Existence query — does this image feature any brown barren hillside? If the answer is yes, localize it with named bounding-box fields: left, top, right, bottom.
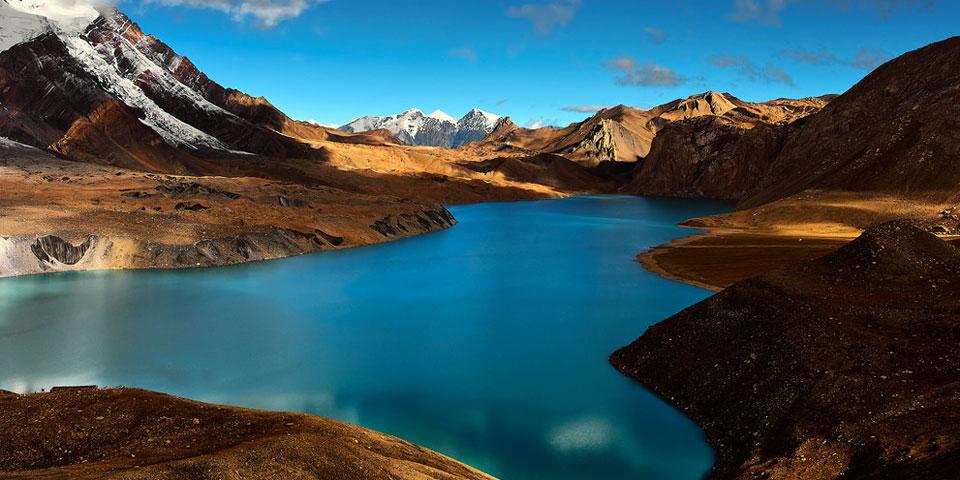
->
left=742, top=36, right=960, bottom=209
left=613, top=221, right=960, bottom=480
left=476, top=92, right=829, bottom=168
left=0, top=140, right=456, bottom=278
left=0, top=387, right=494, bottom=480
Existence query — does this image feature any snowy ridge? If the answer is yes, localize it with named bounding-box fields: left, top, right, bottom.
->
left=339, top=108, right=502, bottom=148
left=0, top=1, right=53, bottom=52
left=3, top=0, right=100, bottom=35
left=0, top=135, right=40, bottom=150
left=62, top=35, right=230, bottom=150
left=0, top=2, right=248, bottom=152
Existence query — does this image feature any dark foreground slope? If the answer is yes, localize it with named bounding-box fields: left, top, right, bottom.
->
left=612, top=221, right=960, bottom=479
left=0, top=387, right=493, bottom=480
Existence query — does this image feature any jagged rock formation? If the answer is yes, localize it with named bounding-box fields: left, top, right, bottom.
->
left=627, top=118, right=791, bottom=200
left=613, top=221, right=960, bottom=480
left=478, top=93, right=830, bottom=168
left=340, top=108, right=502, bottom=148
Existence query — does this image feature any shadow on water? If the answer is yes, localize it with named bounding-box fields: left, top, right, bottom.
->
left=0, top=195, right=731, bottom=480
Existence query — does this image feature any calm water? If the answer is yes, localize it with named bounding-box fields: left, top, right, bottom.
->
left=0, top=195, right=729, bottom=480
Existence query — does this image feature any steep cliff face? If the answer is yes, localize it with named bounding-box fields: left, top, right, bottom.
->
left=628, top=117, right=791, bottom=200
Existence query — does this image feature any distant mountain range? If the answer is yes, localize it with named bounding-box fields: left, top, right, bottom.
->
left=339, top=108, right=502, bottom=148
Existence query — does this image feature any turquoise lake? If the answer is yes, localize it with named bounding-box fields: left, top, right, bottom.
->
left=0, top=195, right=729, bottom=480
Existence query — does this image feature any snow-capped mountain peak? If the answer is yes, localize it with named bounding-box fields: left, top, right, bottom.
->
left=339, top=107, right=502, bottom=148
left=428, top=109, right=456, bottom=123
left=458, top=108, right=501, bottom=130
left=3, top=0, right=103, bottom=36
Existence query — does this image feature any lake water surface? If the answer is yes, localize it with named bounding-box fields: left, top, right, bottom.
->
left=0, top=195, right=729, bottom=480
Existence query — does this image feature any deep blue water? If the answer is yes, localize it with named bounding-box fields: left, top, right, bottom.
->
left=0, top=195, right=729, bottom=480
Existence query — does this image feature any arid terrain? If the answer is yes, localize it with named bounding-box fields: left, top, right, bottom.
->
left=0, top=387, right=494, bottom=480
left=613, top=221, right=960, bottom=479
left=2, top=1, right=960, bottom=479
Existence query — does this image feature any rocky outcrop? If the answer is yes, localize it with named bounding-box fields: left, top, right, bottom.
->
left=612, top=221, right=960, bottom=479
left=369, top=208, right=456, bottom=238
left=30, top=235, right=94, bottom=266
left=627, top=117, right=790, bottom=200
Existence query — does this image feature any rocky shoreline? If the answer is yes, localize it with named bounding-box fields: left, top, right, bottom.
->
left=612, top=221, right=960, bottom=479
left=0, top=143, right=459, bottom=279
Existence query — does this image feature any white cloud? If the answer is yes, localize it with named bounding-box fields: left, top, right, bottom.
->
left=506, top=0, right=580, bottom=36
left=525, top=117, right=558, bottom=129
left=305, top=119, right=339, bottom=128
left=561, top=105, right=610, bottom=113
left=140, top=0, right=327, bottom=27
left=779, top=47, right=890, bottom=70
left=604, top=56, right=686, bottom=87
left=710, top=55, right=795, bottom=86
left=643, top=27, right=668, bottom=44
left=728, top=0, right=790, bottom=25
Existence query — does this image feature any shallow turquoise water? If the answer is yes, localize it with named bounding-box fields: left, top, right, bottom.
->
left=0, top=195, right=729, bottom=480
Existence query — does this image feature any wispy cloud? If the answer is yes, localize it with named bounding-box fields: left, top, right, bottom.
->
left=710, top=55, right=795, bottom=86
left=561, top=105, right=611, bottom=113
left=604, top=56, right=686, bottom=87
left=846, top=47, right=890, bottom=69
left=141, top=0, right=327, bottom=28
left=728, top=0, right=934, bottom=26
left=728, top=0, right=790, bottom=25
left=449, top=47, right=477, bottom=62
left=778, top=48, right=838, bottom=65
left=525, top=117, right=559, bottom=128
left=779, top=47, right=890, bottom=70
left=828, top=0, right=934, bottom=18
left=506, top=0, right=581, bottom=35
left=643, top=27, right=668, bottom=44
left=496, top=98, right=509, bottom=106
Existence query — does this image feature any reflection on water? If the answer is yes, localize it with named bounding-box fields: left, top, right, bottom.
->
left=0, top=195, right=729, bottom=480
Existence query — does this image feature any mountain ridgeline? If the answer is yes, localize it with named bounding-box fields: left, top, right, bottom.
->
left=339, top=108, right=503, bottom=148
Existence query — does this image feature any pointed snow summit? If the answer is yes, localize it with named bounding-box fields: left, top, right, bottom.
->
left=339, top=108, right=502, bottom=148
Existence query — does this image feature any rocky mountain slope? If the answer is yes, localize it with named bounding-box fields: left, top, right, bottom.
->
left=0, top=1, right=392, bottom=174
left=612, top=221, right=960, bottom=479
left=0, top=137, right=455, bottom=278
left=340, top=108, right=502, bottom=147
left=629, top=36, right=960, bottom=216
left=478, top=92, right=830, bottom=168
left=740, top=36, right=960, bottom=209
left=0, top=387, right=494, bottom=480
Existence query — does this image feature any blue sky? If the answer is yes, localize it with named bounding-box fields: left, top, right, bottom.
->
left=120, top=0, right=958, bottom=127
